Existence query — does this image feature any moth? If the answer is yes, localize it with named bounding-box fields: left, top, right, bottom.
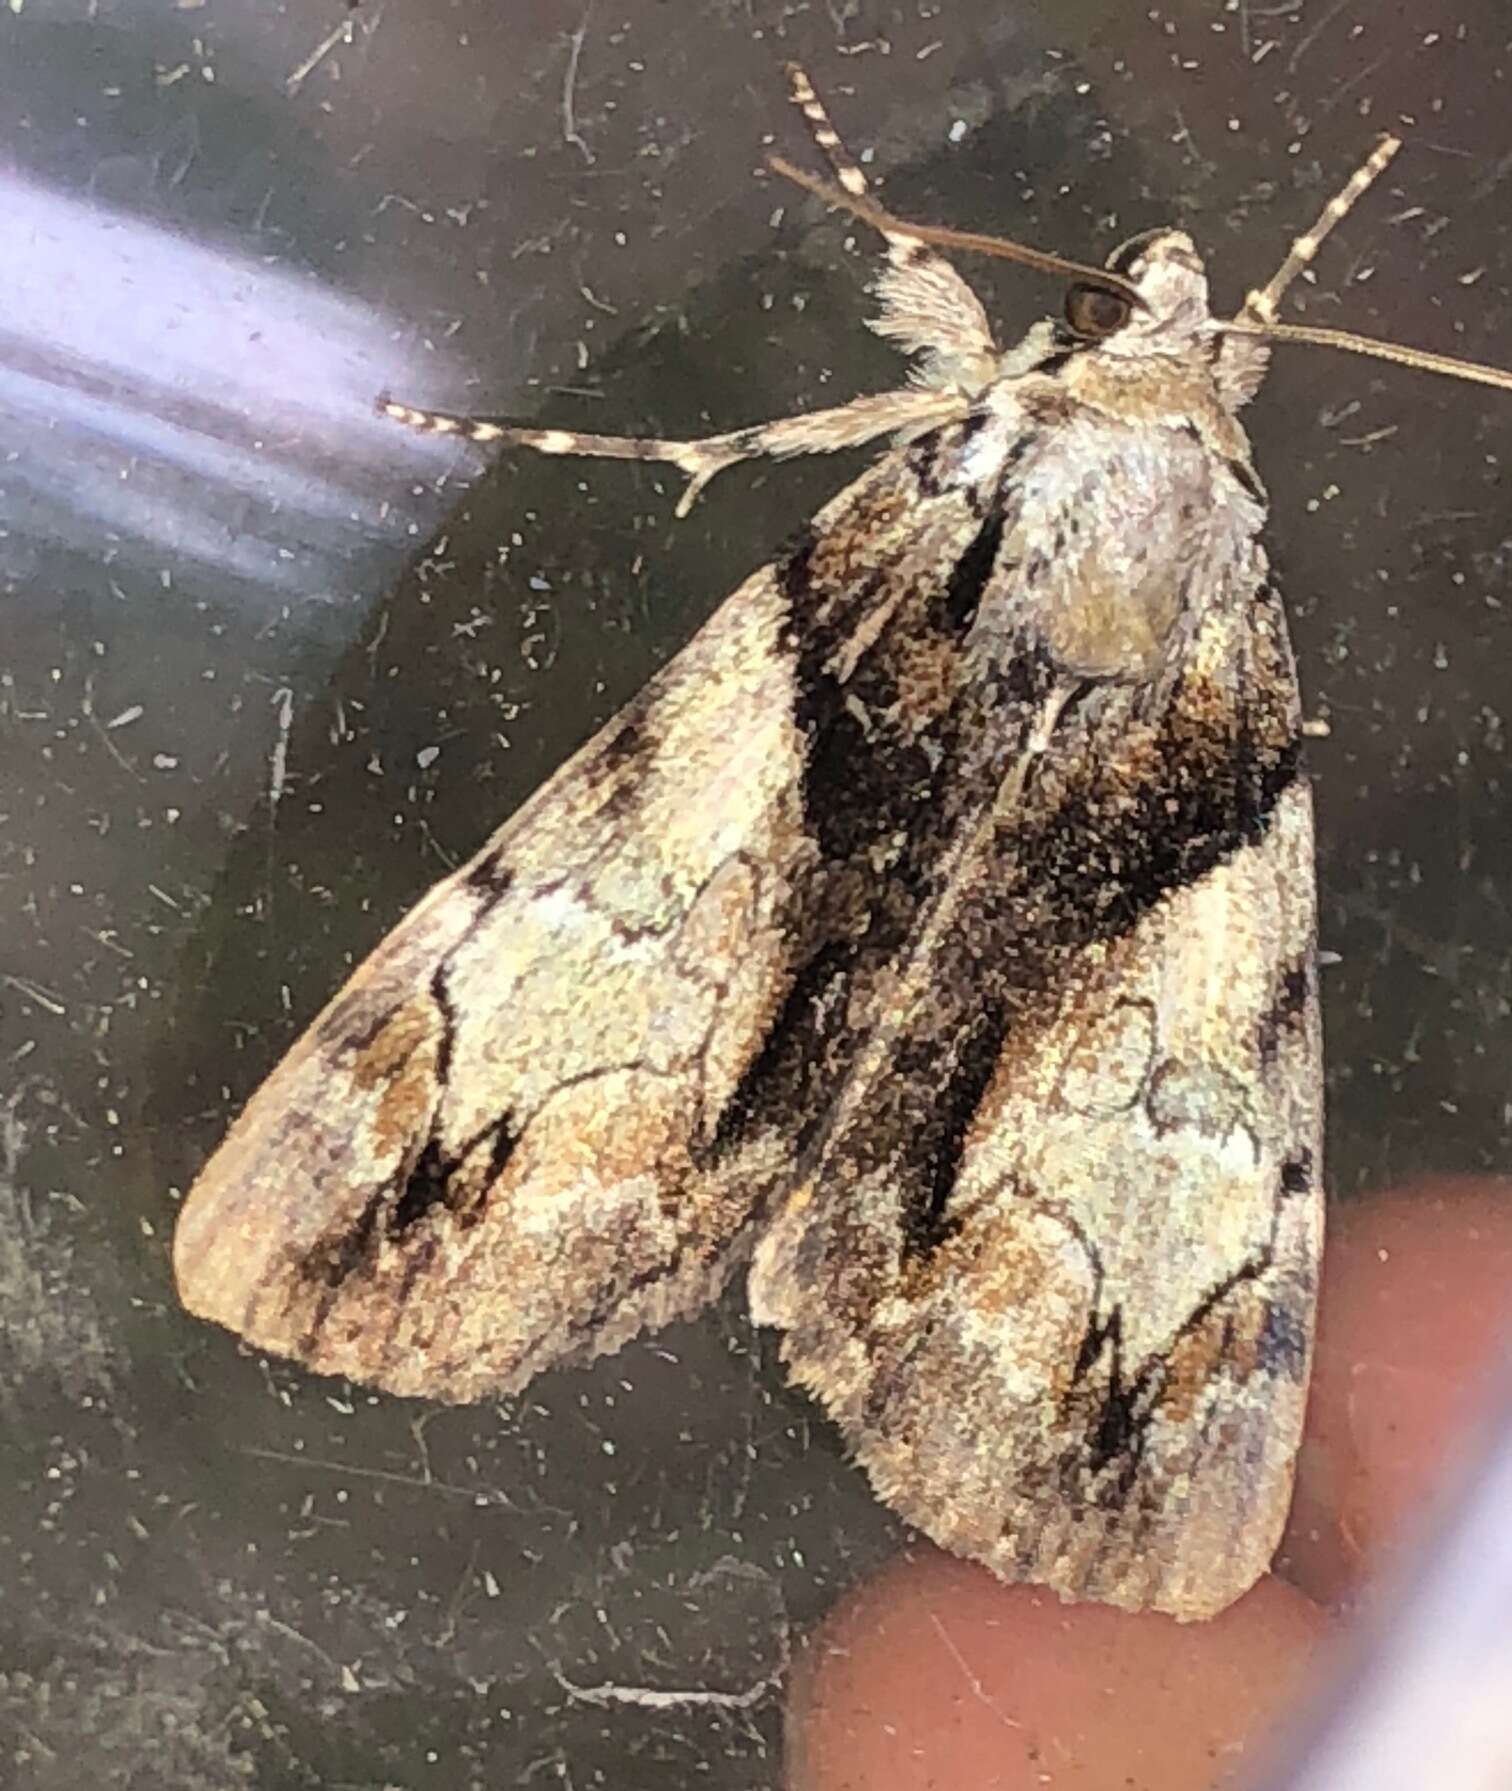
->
left=174, top=69, right=1511, bottom=1620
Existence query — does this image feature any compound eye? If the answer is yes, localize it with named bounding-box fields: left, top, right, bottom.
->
left=1065, top=282, right=1133, bottom=339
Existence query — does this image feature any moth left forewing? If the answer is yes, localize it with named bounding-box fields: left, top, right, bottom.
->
left=175, top=414, right=1038, bottom=1403
left=174, top=563, right=817, bottom=1401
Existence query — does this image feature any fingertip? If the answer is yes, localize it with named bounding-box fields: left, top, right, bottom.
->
left=790, top=1547, right=1333, bottom=1791
left=1281, top=1176, right=1512, bottom=1607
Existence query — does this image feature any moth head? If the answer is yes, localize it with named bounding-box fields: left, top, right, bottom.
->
left=1061, top=229, right=1214, bottom=353
left=770, top=143, right=1512, bottom=405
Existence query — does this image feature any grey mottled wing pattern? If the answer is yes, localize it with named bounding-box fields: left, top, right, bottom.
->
left=174, top=407, right=1054, bottom=1403
left=178, top=324, right=1319, bottom=1619
left=749, top=407, right=1321, bottom=1620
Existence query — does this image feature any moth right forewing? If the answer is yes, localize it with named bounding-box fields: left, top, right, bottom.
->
left=968, top=773, right=1323, bottom=1619
left=750, top=409, right=1316, bottom=1617
left=174, top=421, right=1026, bottom=1402
left=755, top=682, right=1320, bottom=1618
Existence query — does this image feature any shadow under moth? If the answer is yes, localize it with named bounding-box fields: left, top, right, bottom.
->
left=174, top=69, right=1512, bottom=1620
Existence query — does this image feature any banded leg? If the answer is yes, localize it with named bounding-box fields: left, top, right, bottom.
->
left=784, top=63, right=997, bottom=386
left=380, top=384, right=969, bottom=515
left=1243, top=134, right=1401, bottom=324
left=784, top=64, right=878, bottom=209
left=1221, top=137, right=1512, bottom=391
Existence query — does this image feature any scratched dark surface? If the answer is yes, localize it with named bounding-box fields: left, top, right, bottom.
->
left=0, top=2, right=1508, bottom=1786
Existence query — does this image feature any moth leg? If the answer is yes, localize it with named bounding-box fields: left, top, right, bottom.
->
left=1242, top=134, right=1400, bottom=324
left=783, top=62, right=877, bottom=208
left=784, top=63, right=997, bottom=389
left=380, top=383, right=969, bottom=515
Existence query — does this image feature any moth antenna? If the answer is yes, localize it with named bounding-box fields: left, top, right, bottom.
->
left=1227, top=135, right=1512, bottom=393
left=1223, top=316, right=1512, bottom=392
left=766, top=153, right=1146, bottom=308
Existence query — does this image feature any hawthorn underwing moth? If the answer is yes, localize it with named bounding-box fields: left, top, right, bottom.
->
left=174, top=69, right=1511, bottom=1620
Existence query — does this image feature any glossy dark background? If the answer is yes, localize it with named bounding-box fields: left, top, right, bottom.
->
left=1, top=2, right=1507, bottom=1785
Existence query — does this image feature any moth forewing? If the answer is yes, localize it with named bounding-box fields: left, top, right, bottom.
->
left=173, top=441, right=1023, bottom=1403
left=175, top=69, right=1508, bottom=1622
left=173, top=546, right=827, bottom=1399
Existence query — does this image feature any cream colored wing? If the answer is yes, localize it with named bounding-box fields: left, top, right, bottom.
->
left=750, top=557, right=1322, bottom=1622
left=174, top=420, right=1036, bottom=1402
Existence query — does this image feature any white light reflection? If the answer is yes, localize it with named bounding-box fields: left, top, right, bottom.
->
left=0, top=169, right=487, bottom=597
